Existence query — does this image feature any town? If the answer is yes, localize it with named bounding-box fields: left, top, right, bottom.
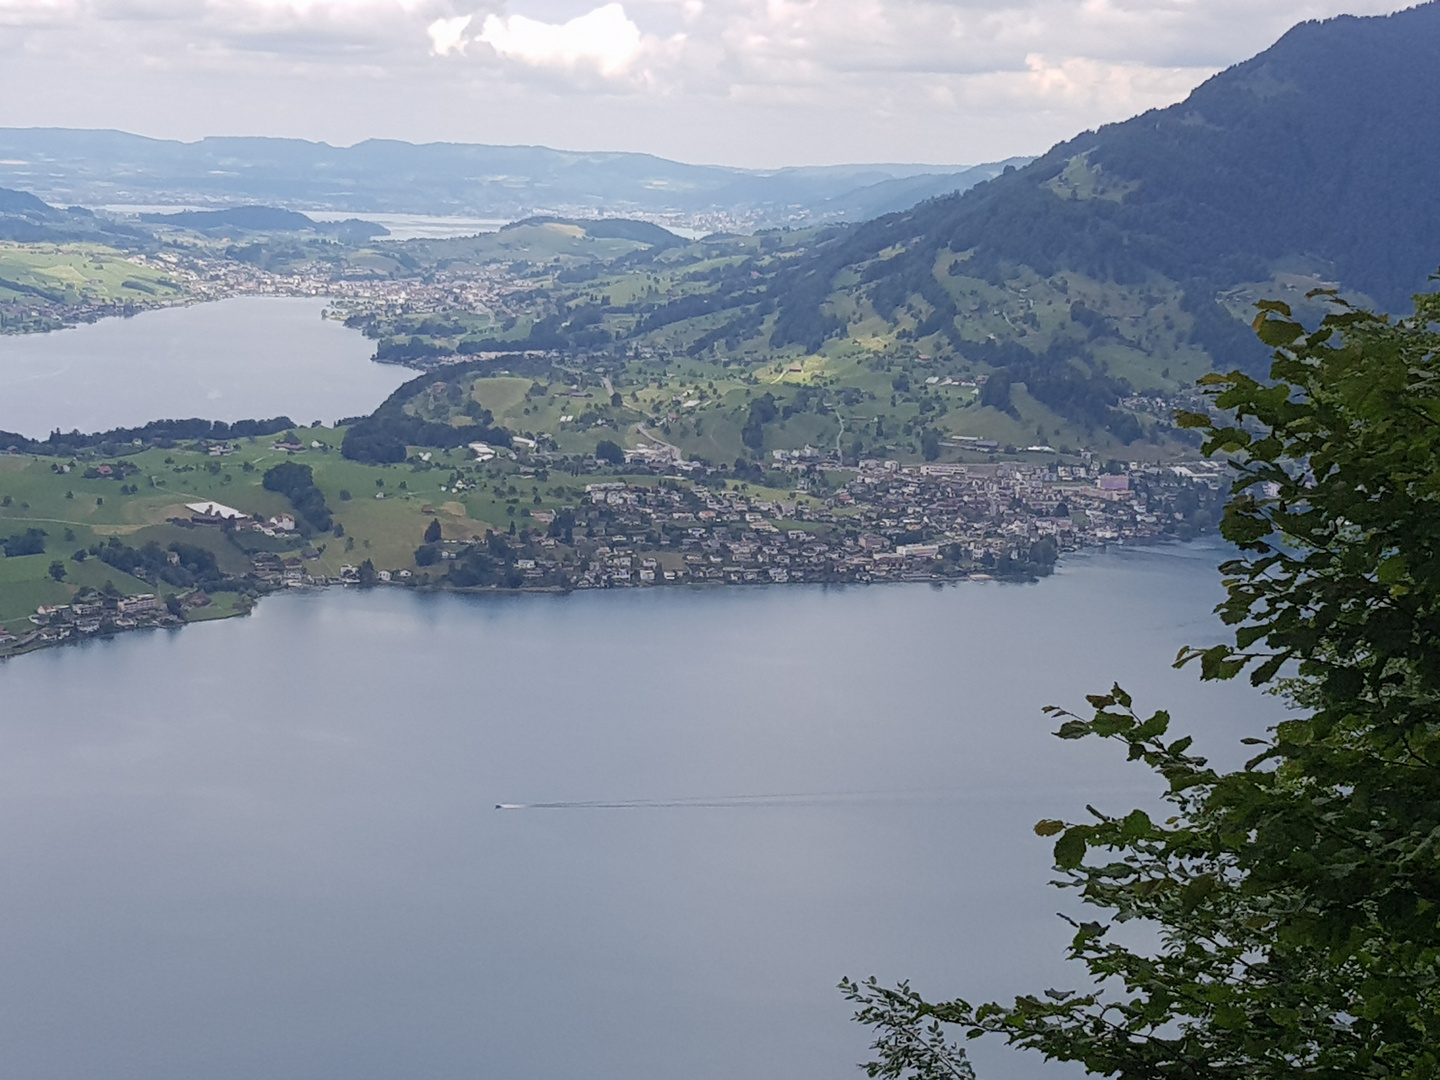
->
left=1, top=446, right=1226, bottom=659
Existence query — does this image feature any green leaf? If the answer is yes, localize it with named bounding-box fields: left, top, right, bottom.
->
left=1053, top=829, right=1087, bottom=870
left=1119, top=810, right=1152, bottom=840
left=1034, top=819, right=1066, bottom=837
left=1253, top=299, right=1294, bottom=317
left=1254, top=316, right=1305, bottom=347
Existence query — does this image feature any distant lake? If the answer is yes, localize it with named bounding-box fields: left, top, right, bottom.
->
left=96, top=207, right=513, bottom=241
left=307, top=211, right=511, bottom=240
left=0, top=297, right=411, bottom=438
left=0, top=541, right=1285, bottom=1080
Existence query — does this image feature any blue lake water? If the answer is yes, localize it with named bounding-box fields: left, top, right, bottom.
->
left=0, top=297, right=410, bottom=438
left=0, top=540, right=1285, bottom=1080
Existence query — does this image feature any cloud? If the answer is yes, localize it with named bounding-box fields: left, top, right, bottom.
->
left=428, top=12, right=471, bottom=54
left=0, top=0, right=1420, bottom=167
left=476, top=4, right=650, bottom=78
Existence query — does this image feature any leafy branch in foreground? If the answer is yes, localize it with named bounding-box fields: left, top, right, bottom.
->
left=842, top=282, right=1440, bottom=1079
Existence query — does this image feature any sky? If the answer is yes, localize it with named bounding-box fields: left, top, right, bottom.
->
left=0, top=0, right=1419, bottom=168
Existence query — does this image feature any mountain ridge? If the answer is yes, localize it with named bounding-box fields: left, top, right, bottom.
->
left=761, top=1, right=1440, bottom=371
left=0, top=128, right=1021, bottom=230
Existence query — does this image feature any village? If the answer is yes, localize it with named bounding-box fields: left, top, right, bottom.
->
left=484, top=456, right=1229, bottom=590
left=0, top=432, right=1229, bottom=660
left=194, top=453, right=1228, bottom=594
left=148, top=453, right=1219, bottom=589
left=3, top=590, right=185, bottom=652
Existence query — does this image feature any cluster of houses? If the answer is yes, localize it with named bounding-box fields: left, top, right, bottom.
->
left=4, top=593, right=182, bottom=651
left=1, top=450, right=1230, bottom=657
left=370, top=457, right=1226, bottom=592
left=537, top=460, right=1224, bottom=589
left=185, top=501, right=297, bottom=537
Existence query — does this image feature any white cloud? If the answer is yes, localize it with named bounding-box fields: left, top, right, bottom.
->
left=477, top=4, right=647, bottom=77
left=0, top=0, right=1420, bottom=166
left=428, top=13, right=471, bottom=54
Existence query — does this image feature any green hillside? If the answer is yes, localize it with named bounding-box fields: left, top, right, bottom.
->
left=333, top=6, right=1440, bottom=465
left=757, top=2, right=1440, bottom=371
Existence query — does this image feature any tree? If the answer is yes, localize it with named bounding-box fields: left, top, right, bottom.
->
left=262, top=461, right=331, bottom=532
left=423, top=517, right=442, bottom=543
left=48, top=560, right=65, bottom=582
left=843, top=284, right=1440, bottom=1079
left=595, top=439, right=625, bottom=465
left=2, top=528, right=46, bottom=557
left=357, top=558, right=378, bottom=587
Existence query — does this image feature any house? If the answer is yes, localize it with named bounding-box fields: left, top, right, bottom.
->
left=896, top=543, right=941, bottom=559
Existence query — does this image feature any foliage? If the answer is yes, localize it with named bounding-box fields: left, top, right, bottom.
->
left=594, top=439, right=625, bottom=465
left=94, top=538, right=225, bottom=590
left=0, top=416, right=294, bottom=456
left=842, top=283, right=1440, bottom=1079
left=341, top=364, right=512, bottom=464
left=445, top=531, right=523, bottom=589
left=742, top=393, right=779, bottom=450
left=2, top=528, right=48, bottom=557
left=261, top=461, right=331, bottom=533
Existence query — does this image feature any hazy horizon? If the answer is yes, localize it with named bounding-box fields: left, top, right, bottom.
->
left=0, top=124, right=981, bottom=174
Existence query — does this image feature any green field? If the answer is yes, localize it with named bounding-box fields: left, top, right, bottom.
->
left=330, top=224, right=1209, bottom=464
left=0, top=427, right=811, bottom=632
left=0, top=242, right=185, bottom=315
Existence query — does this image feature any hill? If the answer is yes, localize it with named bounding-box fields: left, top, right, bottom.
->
left=139, top=205, right=388, bottom=240
left=760, top=2, right=1440, bottom=375
left=0, top=185, right=145, bottom=246
left=0, top=129, right=1008, bottom=230
left=503, top=216, right=683, bottom=248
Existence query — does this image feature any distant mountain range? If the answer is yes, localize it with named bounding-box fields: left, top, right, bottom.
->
left=0, top=128, right=1026, bottom=230
left=759, top=1, right=1440, bottom=373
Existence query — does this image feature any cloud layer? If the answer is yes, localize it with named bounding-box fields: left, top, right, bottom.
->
left=0, top=0, right=1416, bottom=167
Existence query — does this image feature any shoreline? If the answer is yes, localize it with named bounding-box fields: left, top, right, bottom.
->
left=0, top=534, right=1198, bottom=663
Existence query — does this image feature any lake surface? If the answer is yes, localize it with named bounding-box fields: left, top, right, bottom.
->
left=0, top=541, right=1285, bottom=1080
left=0, top=297, right=412, bottom=438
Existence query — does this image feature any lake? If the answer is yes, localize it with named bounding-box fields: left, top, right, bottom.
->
left=0, top=541, right=1285, bottom=1080
left=0, top=297, right=411, bottom=439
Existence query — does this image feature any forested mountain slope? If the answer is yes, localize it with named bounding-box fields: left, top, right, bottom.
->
left=762, top=2, right=1440, bottom=373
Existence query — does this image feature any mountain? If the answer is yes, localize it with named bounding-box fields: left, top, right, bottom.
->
left=759, top=2, right=1440, bottom=377
left=138, top=205, right=388, bottom=240
left=0, top=129, right=1010, bottom=229
left=0, top=186, right=56, bottom=217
